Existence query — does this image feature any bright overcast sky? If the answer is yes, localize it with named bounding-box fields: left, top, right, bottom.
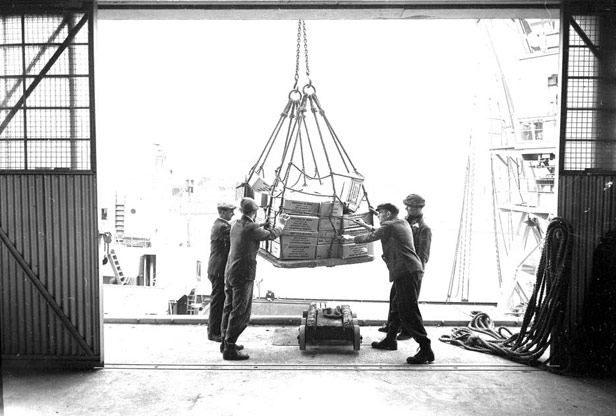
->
left=95, top=20, right=488, bottom=203
left=94, top=19, right=555, bottom=301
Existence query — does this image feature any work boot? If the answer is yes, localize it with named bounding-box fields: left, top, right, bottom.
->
left=378, top=324, right=390, bottom=333
left=220, top=340, right=244, bottom=353
left=371, top=336, right=398, bottom=351
left=406, top=344, right=435, bottom=364
left=397, top=330, right=412, bottom=341
left=222, top=343, right=249, bottom=361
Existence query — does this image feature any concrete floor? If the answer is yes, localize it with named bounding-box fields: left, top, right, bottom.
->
left=3, top=320, right=616, bottom=416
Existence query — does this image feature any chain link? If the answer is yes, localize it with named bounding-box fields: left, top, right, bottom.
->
left=302, top=20, right=310, bottom=79
left=294, top=20, right=302, bottom=87
left=294, top=19, right=311, bottom=88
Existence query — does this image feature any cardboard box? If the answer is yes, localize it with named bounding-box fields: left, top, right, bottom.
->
left=282, top=215, right=320, bottom=233
left=315, top=243, right=340, bottom=259
left=317, top=232, right=337, bottom=245
left=282, top=198, right=320, bottom=216
left=345, top=227, right=370, bottom=237
left=343, top=212, right=374, bottom=229
left=270, top=240, right=316, bottom=260
left=341, top=177, right=364, bottom=212
left=318, top=217, right=342, bottom=231
left=317, top=230, right=337, bottom=238
left=341, top=242, right=374, bottom=259
left=278, top=234, right=318, bottom=246
left=248, top=175, right=271, bottom=193
left=318, top=200, right=344, bottom=217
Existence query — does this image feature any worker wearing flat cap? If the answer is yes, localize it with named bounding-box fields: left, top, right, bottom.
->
left=220, top=197, right=288, bottom=360
left=341, top=202, right=434, bottom=364
left=402, top=194, right=431, bottom=268
left=380, top=194, right=433, bottom=340
left=206, top=202, right=237, bottom=343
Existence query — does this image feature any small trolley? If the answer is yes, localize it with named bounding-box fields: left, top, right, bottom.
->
left=298, top=304, right=362, bottom=351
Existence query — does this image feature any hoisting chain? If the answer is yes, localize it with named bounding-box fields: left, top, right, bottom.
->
left=302, top=19, right=311, bottom=82
left=294, top=20, right=302, bottom=89
left=293, top=19, right=311, bottom=90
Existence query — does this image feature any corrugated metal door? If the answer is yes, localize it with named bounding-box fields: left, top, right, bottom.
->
left=0, top=2, right=102, bottom=368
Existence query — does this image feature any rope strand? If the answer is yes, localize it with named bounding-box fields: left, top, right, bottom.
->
left=440, top=217, right=573, bottom=367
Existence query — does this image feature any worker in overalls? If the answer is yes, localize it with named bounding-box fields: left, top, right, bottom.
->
left=221, top=197, right=287, bottom=360
left=206, top=202, right=236, bottom=343
left=379, top=194, right=432, bottom=340
left=341, top=203, right=434, bottom=364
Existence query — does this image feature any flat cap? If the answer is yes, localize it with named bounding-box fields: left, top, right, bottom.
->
left=240, top=197, right=260, bottom=214
left=375, top=203, right=399, bottom=216
left=403, top=194, right=425, bottom=207
left=217, top=202, right=236, bottom=210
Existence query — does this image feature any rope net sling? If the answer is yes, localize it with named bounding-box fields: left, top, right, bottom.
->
left=239, top=20, right=374, bottom=267
left=440, top=217, right=573, bottom=366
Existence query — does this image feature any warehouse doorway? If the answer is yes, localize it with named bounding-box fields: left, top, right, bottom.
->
left=0, top=2, right=566, bottom=370
left=94, top=17, right=560, bottom=321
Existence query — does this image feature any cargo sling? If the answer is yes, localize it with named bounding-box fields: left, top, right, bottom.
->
left=240, top=20, right=375, bottom=267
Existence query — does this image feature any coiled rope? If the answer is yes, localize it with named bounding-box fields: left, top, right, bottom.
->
left=440, top=217, right=573, bottom=366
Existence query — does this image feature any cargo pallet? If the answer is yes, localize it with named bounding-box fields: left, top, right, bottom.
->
left=258, top=248, right=374, bottom=268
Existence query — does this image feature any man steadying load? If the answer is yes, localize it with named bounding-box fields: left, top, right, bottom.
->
left=380, top=193, right=432, bottom=340
left=341, top=202, right=434, bottom=364
left=221, top=197, right=287, bottom=361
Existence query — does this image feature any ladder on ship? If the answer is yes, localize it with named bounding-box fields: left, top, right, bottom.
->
left=186, top=289, right=202, bottom=315
left=108, top=249, right=131, bottom=285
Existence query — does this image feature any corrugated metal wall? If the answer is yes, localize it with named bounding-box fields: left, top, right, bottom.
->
left=0, top=174, right=102, bottom=367
left=0, top=4, right=101, bottom=368
left=556, top=6, right=616, bottom=367
left=558, top=173, right=616, bottom=331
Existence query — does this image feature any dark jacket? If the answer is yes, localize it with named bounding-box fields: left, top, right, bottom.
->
left=353, top=218, right=423, bottom=281
left=225, top=215, right=282, bottom=284
left=207, top=217, right=232, bottom=277
left=407, top=214, right=432, bottom=267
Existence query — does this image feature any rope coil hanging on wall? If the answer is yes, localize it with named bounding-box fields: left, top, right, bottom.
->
left=439, top=217, right=573, bottom=368
left=240, top=20, right=375, bottom=268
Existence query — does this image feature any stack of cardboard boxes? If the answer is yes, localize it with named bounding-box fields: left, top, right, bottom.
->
left=264, top=196, right=374, bottom=262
